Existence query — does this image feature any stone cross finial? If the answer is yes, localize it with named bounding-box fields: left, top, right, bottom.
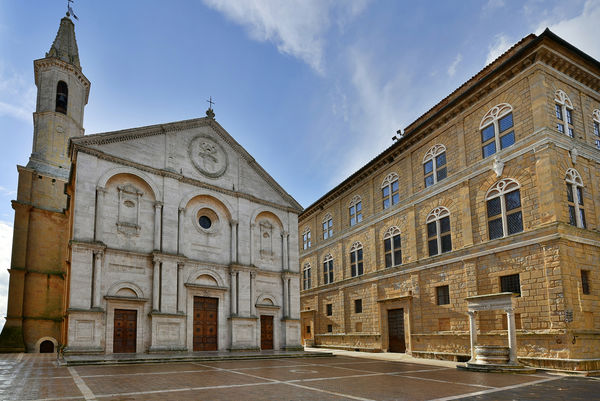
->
left=206, top=96, right=216, bottom=119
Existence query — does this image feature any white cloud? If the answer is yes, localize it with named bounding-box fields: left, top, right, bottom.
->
left=0, top=66, right=35, bottom=122
left=447, top=53, right=462, bottom=77
left=535, top=0, right=600, bottom=60
left=483, top=0, right=505, bottom=14
left=201, top=0, right=369, bottom=74
left=485, top=34, right=511, bottom=65
left=0, top=221, right=13, bottom=332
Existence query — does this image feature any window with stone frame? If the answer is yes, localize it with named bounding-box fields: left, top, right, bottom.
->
left=436, top=285, right=450, bottom=305
left=303, top=263, right=311, bottom=290
left=354, top=299, right=362, bottom=313
left=423, top=144, right=447, bottom=188
left=555, top=90, right=575, bottom=138
left=350, top=242, right=364, bottom=277
left=581, top=270, right=590, bottom=295
left=302, top=227, right=312, bottom=250
left=480, top=103, right=515, bottom=159
left=593, top=109, right=600, bottom=149
left=323, top=254, right=334, bottom=285
left=322, top=213, right=333, bottom=240
left=349, top=195, right=363, bottom=226
left=486, top=178, right=523, bottom=240
left=383, top=226, right=402, bottom=267
left=381, top=173, right=400, bottom=209
left=426, top=207, right=452, bottom=256
left=500, top=273, right=521, bottom=296
left=55, top=80, right=68, bottom=114
left=327, top=324, right=333, bottom=332
left=326, top=303, right=333, bottom=316
left=565, top=168, right=586, bottom=229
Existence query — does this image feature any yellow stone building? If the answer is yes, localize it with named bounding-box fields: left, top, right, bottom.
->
left=299, top=30, right=600, bottom=372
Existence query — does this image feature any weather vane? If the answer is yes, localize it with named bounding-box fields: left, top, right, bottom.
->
left=206, top=96, right=216, bottom=119
left=67, top=0, right=79, bottom=20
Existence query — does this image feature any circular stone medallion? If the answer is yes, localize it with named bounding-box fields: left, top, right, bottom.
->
left=189, top=135, right=228, bottom=178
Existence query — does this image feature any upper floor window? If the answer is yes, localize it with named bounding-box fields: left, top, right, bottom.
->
left=350, top=242, right=364, bottom=277
left=436, top=285, right=450, bottom=305
left=383, top=226, right=401, bottom=267
left=581, top=270, right=590, bottom=295
left=426, top=207, right=452, bottom=256
left=500, top=273, right=521, bottom=296
left=480, top=103, right=515, bottom=158
left=486, top=178, right=523, bottom=240
left=55, top=81, right=68, bottom=114
left=565, top=168, right=586, bottom=228
left=322, top=213, right=333, bottom=240
left=382, top=173, right=399, bottom=209
left=593, top=109, right=600, bottom=149
left=323, top=254, right=334, bottom=285
left=555, top=90, right=574, bottom=138
left=349, top=196, right=363, bottom=226
left=423, top=144, right=447, bottom=188
left=302, top=227, right=311, bottom=250
left=303, top=263, right=311, bottom=290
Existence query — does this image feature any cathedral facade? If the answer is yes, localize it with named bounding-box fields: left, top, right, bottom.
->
left=0, top=16, right=302, bottom=354
left=299, top=30, right=600, bottom=372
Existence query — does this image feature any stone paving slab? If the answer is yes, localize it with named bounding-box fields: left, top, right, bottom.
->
left=2, top=353, right=600, bottom=400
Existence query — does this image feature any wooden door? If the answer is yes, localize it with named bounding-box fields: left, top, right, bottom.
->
left=388, top=308, right=406, bottom=353
left=260, top=315, right=274, bottom=350
left=193, top=297, right=218, bottom=351
left=113, top=309, right=137, bottom=353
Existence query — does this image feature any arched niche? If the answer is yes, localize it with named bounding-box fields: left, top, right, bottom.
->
left=97, top=167, right=161, bottom=200
left=107, top=281, right=145, bottom=299
left=186, top=268, right=226, bottom=288
left=35, top=337, right=58, bottom=354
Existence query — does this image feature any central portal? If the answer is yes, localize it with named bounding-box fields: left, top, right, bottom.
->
left=388, top=308, right=406, bottom=353
left=193, top=296, right=218, bottom=351
left=260, top=315, right=274, bottom=350
left=113, top=309, right=137, bottom=353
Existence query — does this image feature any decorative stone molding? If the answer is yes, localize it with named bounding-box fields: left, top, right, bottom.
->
left=188, top=135, right=228, bottom=178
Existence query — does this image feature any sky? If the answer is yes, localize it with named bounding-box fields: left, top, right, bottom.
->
left=0, top=0, right=599, bottom=328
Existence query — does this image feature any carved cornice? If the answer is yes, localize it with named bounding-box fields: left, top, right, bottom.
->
left=33, top=57, right=91, bottom=103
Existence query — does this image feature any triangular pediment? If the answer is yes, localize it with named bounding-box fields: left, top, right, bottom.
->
left=70, top=118, right=302, bottom=211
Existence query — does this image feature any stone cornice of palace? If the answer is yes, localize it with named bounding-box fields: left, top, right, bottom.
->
left=71, top=142, right=301, bottom=215
left=301, top=32, right=600, bottom=219
left=33, top=57, right=91, bottom=103
left=300, top=224, right=600, bottom=297
left=69, top=118, right=302, bottom=212
left=301, top=128, right=600, bottom=257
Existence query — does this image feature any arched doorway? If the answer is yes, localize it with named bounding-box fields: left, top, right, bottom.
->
left=39, top=340, right=55, bottom=353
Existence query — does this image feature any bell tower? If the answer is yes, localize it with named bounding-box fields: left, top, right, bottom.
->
left=28, top=15, right=90, bottom=178
left=0, top=14, right=90, bottom=352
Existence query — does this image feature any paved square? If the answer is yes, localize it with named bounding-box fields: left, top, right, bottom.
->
left=1, top=353, right=598, bottom=400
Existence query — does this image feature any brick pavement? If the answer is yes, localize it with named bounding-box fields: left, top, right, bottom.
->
left=1, top=353, right=598, bottom=400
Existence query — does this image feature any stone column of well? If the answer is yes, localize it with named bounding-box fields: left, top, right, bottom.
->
left=230, top=271, right=237, bottom=316
left=468, top=311, right=477, bottom=363
left=154, top=202, right=163, bottom=251
left=250, top=271, right=256, bottom=316
left=152, top=258, right=161, bottom=311
left=94, top=187, right=106, bottom=242
left=92, top=251, right=103, bottom=308
left=506, top=307, right=517, bottom=364
left=282, top=231, right=289, bottom=270
left=178, top=208, right=185, bottom=255
left=177, top=263, right=184, bottom=313
left=230, top=220, right=238, bottom=264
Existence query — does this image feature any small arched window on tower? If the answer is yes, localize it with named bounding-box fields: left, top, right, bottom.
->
left=55, top=81, right=68, bottom=114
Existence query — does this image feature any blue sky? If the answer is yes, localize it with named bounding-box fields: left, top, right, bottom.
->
left=0, top=0, right=599, bottom=325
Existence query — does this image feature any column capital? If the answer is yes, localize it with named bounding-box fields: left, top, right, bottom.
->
left=94, top=250, right=104, bottom=259
left=250, top=271, right=256, bottom=279
left=230, top=220, right=238, bottom=227
left=96, top=186, right=107, bottom=193
left=467, top=310, right=477, bottom=317
left=281, top=231, right=289, bottom=238
left=178, top=207, right=185, bottom=214
left=154, top=201, right=164, bottom=208
left=505, top=306, right=515, bottom=314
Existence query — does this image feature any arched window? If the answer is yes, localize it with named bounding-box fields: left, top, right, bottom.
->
left=565, top=168, right=586, bottom=228
left=381, top=173, right=399, bottom=209
left=423, top=144, right=447, bottom=188
left=426, top=207, right=451, bottom=256
left=302, top=227, right=311, bottom=250
left=593, top=109, right=600, bottom=149
left=350, top=242, right=363, bottom=277
left=55, top=81, right=68, bottom=114
left=322, top=213, right=333, bottom=240
left=555, top=90, right=574, bottom=138
left=383, top=226, right=401, bottom=267
left=323, top=254, right=334, bottom=284
left=480, top=103, right=515, bottom=158
left=303, top=263, right=312, bottom=290
left=486, top=178, right=523, bottom=240
left=349, top=195, right=362, bottom=226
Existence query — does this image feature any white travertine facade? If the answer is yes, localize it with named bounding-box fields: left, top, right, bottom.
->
left=65, top=117, right=303, bottom=354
